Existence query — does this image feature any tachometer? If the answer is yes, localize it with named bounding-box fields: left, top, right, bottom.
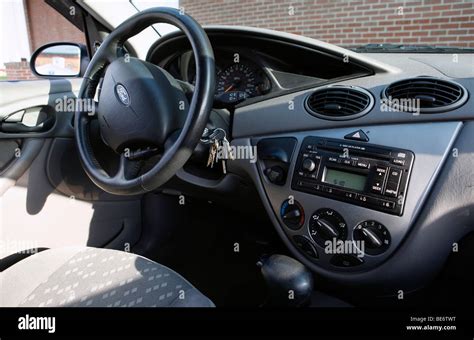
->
left=216, top=63, right=259, bottom=99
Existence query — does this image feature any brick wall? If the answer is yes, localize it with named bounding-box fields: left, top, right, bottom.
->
left=5, top=59, right=34, bottom=81
left=180, top=0, right=474, bottom=48
left=4, top=0, right=86, bottom=81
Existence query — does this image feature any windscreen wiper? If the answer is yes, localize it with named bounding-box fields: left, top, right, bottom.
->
left=351, top=43, right=474, bottom=53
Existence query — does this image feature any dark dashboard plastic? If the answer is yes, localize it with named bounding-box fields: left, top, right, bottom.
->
left=148, top=27, right=474, bottom=295
left=147, top=29, right=374, bottom=107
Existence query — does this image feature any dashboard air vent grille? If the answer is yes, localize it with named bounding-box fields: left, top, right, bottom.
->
left=383, top=77, right=468, bottom=113
left=305, top=86, right=374, bottom=120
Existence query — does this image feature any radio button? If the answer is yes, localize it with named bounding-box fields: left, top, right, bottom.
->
left=324, top=186, right=334, bottom=194
left=396, top=152, right=406, bottom=159
left=374, top=166, right=387, bottom=183
left=392, top=158, right=406, bottom=166
left=297, top=181, right=320, bottom=191
left=366, top=196, right=380, bottom=206
left=387, top=168, right=402, bottom=183
left=385, top=168, right=402, bottom=197
left=323, top=186, right=345, bottom=198
left=384, top=186, right=398, bottom=198
left=344, top=192, right=358, bottom=200
left=379, top=200, right=395, bottom=209
left=371, top=182, right=383, bottom=194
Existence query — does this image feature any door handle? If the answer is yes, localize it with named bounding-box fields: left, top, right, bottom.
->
left=1, top=107, right=55, bottom=133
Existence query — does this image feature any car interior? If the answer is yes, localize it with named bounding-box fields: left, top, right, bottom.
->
left=1, top=2, right=473, bottom=312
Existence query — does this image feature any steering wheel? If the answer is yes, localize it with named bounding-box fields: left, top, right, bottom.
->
left=74, top=8, right=215, bottom=195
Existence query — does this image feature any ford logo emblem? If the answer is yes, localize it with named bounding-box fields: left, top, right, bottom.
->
left=115, top=84, right=130, bottom=106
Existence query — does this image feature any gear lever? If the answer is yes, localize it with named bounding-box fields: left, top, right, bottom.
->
left=257, top=254, right=314, bottom=307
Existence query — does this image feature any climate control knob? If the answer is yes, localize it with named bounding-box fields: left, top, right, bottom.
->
left=309, top=208, right=347, bottom=247
left=353, top=220, right=391, bottom=255
left=301, top=158, right=316, bottom=172
left=280, top=200, right=305, bottom=230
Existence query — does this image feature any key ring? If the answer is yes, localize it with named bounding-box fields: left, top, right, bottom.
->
left=200, top=127, right=227, bottom=144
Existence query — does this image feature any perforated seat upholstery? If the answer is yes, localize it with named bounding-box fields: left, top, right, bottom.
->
left=0, top=247, right=214, bottom=307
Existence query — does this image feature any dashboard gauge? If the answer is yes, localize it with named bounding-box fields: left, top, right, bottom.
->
left=216, top=63, right=259, bottom=99
left=185, top=54, right=272, bottom=105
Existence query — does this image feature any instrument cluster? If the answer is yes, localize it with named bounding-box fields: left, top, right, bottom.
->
left=174, top=49, right=272, bottom=105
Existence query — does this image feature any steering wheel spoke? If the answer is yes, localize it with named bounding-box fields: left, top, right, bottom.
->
left=112, top=153, right=140, bottom=181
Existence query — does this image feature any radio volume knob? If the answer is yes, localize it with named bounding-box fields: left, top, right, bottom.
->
left=302, top=158, right=316, bottom=172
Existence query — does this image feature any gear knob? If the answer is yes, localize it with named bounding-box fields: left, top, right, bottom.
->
left=257, top=254, right=313, bottom=307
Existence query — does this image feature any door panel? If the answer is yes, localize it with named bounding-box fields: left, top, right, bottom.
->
left=0, top=140, right=21, bottom=171
left=0, top=79, right=80, bottom=139
left=0, top=79, right=142, bottom=259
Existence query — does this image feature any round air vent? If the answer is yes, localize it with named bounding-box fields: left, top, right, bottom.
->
left=305, top=85, right=374, bottom=120
left=382, top=77, right=468, bottom=113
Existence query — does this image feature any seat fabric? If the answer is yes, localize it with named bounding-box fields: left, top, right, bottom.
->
left=0, top=247, right=214, bottom=307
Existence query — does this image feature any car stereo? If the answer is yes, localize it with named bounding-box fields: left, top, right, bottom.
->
left=291, top=136, right=414, bottom=216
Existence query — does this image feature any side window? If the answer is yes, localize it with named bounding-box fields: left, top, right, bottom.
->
left=0, top=0, right=86, bottom=81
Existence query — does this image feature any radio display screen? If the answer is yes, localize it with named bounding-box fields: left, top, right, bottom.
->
left=323, top=167, right=367, bottom=191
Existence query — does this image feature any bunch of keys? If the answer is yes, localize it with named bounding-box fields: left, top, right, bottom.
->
left=202, top=128, right=234, bottom=174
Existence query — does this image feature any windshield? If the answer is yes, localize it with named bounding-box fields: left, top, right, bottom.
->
left=83, top=0, right=474, bottom=53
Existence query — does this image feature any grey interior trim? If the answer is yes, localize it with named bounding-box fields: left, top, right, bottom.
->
left=0, top=138, right=44, bottom=196
left=46, top=138, right=141, bottom=201
left=0, top=138, right=142, bottom=258
left=228, top=121, right=465, bottom=294
left=232, top=75, right=472, bottom=139
left=0, top=79, right=81, bottom=139
left=0, top=79, right=82, bottom=118
left=372, top=53, right=474, bottom=79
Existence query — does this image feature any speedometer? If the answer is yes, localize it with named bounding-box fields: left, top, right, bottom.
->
left=216, top=63, right=259, bottom=98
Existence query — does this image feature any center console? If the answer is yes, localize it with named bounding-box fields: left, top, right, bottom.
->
left=231, top=123, right=461, bottom=274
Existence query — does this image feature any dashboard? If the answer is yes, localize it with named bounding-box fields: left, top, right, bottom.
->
left=149, top=26, right=474, bottom=296
left=148, top=29, right=373, bottom=107
left=165, top=48, right=272, bottom=104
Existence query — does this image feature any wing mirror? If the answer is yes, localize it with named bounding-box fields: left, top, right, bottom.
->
left=30, top=42, right=89, bottom=78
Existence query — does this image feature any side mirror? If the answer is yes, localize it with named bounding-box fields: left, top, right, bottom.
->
left=30, top=42, right=89, bottom=78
